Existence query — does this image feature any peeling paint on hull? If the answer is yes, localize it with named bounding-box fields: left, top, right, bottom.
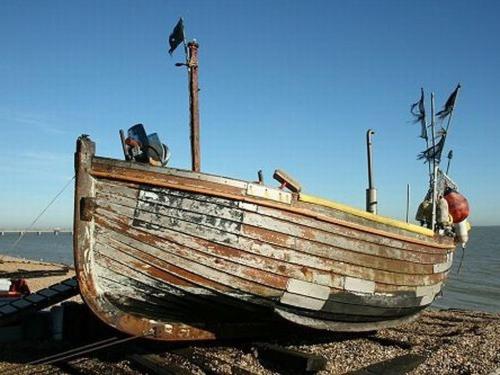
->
left=74, top=136, right=457, bottom=341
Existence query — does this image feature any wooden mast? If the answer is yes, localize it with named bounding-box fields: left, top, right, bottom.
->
left=187, top=41, right=201, bottom=172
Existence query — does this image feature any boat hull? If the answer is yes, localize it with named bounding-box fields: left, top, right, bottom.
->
left=74, top=136, right=456, bottom=340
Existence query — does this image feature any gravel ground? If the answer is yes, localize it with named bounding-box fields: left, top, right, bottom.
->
left=0, top=309, right=498, bottom=374
left=0, top=256, right=498, bottom=374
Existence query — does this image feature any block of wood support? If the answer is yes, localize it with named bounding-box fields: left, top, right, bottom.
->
left=11, top=299, right=32, bottom=309
left=128, top=353, right=193, bottom=375
left=25, top=294, right=45, bottom=304
left=63, top=278, right=78, bottom=288
left=0, top=305, right=18, bottom=315
left=51, top=284, right=73, bottom=293
left=346, top=353, right=426, bottom=375
left=38, top=289, right=58, bottom=298
left=255, top=343, right=326, bottom=372
left=273, top=169, right=302, bottom=193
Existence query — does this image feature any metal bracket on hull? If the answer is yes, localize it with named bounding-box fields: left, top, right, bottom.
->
left=80, top=197, right=97, bottom=222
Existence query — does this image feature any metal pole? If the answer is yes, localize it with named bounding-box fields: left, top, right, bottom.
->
left=187, top=41, right=201, bottom=172
left=365, top=129, right=377, bottom=214
left=258, top=170, right=264, bottom=184
left=420, top=88, right=432, bottom=188
left=430, top=93, right=438, bottom=231
left=405, top=183, right=411, bottom=223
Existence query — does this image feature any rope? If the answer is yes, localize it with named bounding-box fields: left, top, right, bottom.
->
left=457, top=246, right=466, bottom=274
left=2, top=175, right=75, bottom=260
left=0, top=333, right=150, bottom=375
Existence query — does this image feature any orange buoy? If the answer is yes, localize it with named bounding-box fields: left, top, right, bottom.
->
left=444, top=189, right=470, bottom=223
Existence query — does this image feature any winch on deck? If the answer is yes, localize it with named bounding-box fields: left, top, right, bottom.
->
left=120, top=124, right=170, bottom=167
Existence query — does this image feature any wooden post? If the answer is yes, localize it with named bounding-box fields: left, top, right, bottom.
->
left=187, top=41, right=201, bottom=172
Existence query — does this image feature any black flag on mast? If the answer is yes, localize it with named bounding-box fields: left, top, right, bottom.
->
left=418, top=135, right=446, bottom=163
left=168, top=18, right=185, bottom=55
left=410, top=88, right=427, bottom=140
left=436, top=84, right=461, bottom=120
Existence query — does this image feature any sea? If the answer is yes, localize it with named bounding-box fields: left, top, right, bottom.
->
left=0, top=226, right=499, bottom=313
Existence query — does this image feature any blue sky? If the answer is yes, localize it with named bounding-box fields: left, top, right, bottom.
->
left=0, top=0, right=498, bottom=228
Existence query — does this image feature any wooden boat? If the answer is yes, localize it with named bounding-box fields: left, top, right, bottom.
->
left=73, top=39, right=459, bottom=341
left=74, top=134, right=456, bottom=341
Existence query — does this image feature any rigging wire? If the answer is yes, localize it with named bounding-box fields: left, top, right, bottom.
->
left=457, top=246, right=466, bottom=274
left=2, top=175, right=75, bottom=258
left=1, top=333, right=150, bottom=375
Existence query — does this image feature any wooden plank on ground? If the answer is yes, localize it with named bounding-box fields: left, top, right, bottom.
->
left=346, top=353, right=426, bottom=374
left=255, top=343, right=326, bottom=373
left=128, top=353, right=193, bottom=375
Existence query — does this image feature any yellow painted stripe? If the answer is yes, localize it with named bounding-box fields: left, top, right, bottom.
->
left=299, top=194, right=434, bottom=237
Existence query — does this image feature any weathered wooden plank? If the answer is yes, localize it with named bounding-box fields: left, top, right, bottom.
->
left=96, top=203, right=346, bottom=289
left=95, top=207, right=444, bottom=315
left=95, top=189, right=446, bottom=280
left=92, top=159, right=246, bottom=203
left=244, top=212, right=443, bottom=260
left=101, top=201, right=442, bottom=291
left=319, top=297, right=422, bottom=318
left=94, top=220, right=283, bottom=301
left=95, top=156, right=249, bottom=189
left=254, top=343, right=327, bottom=373
left=241, top=225, right=444, bottom=279
left=346, top=353, right=426, bottom=374
left=280, top=292, right=327, bottom=311
left=274, top=307, right=422, bottom=332
left=98, top=179, right=239, bottom=209
left=133, top=213, right=444, bottom=287
left=91, top=160, right=454, bottom=251
left=96, top=178, right=448, bottom=274
left=326, top=290, right=426, bottom=309
left=94, top=243, right=267, bottom=316
left=246, top=203, right=449, bottom=254
left=100, top=177, right=440, bottom=253
left=97, top=179, right=448, bottom=263
left=128, top=353, right=194, bottom=375
left=95, top=197, right=445, bottom=289
left=97, top=228, right=436, bottom=316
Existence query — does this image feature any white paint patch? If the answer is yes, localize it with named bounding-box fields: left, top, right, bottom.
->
left=433, top=252, right=454, bottom=273
left=311, top=273, right=333, bottom=288
left=344, top=276, right=376, bottom=294
left=286, top=278, right=330, bottom=300
left=238, top=202, right=258, bottom=212
left=139, top=190, right=159, bottom=201
left=416, top=282, right=443, bottom=306
left=246, top=183, right=292, bottom=204
left=280, top=292, right=327, bottom=311
left=183, top=287, right=216, bottom=296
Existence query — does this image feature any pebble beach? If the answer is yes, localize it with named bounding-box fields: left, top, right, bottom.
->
left=1, top=255, right=499, bottom=374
